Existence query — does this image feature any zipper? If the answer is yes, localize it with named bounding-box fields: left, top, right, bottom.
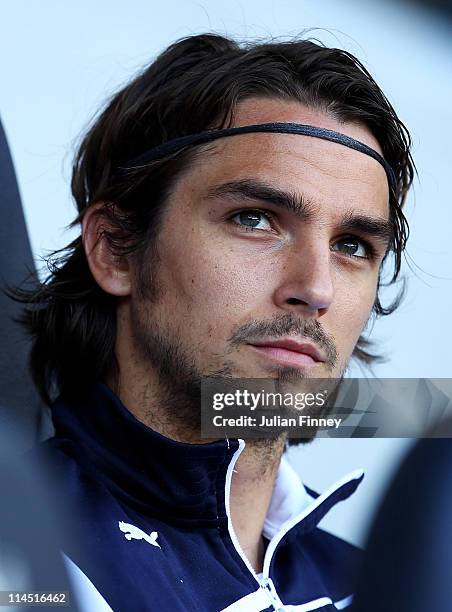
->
left=260, top=577, right=286, bottom=611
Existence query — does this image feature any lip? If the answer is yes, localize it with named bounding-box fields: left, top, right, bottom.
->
left=247, top=338, right=326, bottom=369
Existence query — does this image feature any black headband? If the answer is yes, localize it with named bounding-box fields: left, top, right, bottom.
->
left=119, top=122, right=396, bottom=191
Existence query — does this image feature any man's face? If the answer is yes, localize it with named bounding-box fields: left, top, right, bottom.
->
left=128, top=98, right=390, bottom=395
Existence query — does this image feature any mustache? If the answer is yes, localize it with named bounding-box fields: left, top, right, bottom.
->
left=228, top=313, right=338, bottom=368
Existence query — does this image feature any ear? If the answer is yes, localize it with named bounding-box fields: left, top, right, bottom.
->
left=82, top=202, right=132, bottom=297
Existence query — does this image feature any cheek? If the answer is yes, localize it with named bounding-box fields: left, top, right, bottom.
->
left=332, top=278, right=377, bottom=348
left=162, top=235, right=276, bottom=333
left=189, top=252, right=272, bottom=312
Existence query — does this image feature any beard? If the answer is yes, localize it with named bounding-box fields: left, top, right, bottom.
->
left=127, top=250, right=348, bottom=446
left=129, top=303, right=348, bottom=446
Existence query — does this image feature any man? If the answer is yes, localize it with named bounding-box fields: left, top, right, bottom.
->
left=18, top=33, right=413, bottom=611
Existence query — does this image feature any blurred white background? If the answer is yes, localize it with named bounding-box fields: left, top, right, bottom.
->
left=1, top=0, right=451, bottom=545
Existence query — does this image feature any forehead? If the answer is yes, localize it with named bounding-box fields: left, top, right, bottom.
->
left=178, top=97, right=389, bottom=221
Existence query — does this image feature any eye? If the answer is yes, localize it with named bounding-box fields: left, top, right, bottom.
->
left=332, top=236, right=370, bottom=259
left=231, top=210, right=273, bottom=231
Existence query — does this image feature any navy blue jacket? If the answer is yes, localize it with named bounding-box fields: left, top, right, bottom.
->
left=36, top=383, right=363, bottom=611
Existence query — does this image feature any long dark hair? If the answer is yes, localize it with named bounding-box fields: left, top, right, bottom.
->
left=10, top=33, right=414, bottom=406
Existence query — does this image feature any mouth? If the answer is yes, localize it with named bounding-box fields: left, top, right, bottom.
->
left=247, top=338, right=326, bottom=369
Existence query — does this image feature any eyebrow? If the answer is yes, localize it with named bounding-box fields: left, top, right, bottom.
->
left=206, top=179, right=317, bottom=220
left=338, top=211, right=393, bottom=249
left=206, top=178, right=393, bottom=249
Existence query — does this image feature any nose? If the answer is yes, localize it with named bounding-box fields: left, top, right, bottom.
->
left=272, top=241, right=334, bottom=317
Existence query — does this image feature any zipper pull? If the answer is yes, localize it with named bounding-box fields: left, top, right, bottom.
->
left=260, top=577, right=286, bottom=611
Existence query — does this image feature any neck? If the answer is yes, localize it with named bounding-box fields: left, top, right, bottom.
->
left=230, top=436, right=286, bottom=573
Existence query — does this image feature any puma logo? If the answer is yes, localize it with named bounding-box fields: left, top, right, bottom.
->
left=118, top=521, right=161, bottom=548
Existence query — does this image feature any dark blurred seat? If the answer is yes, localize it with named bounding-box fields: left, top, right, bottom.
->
left=0, top=117, right=52, bottom=449
left=0, top=117, right=76, bottom=609
left=352, top=434, right=452, bottom=611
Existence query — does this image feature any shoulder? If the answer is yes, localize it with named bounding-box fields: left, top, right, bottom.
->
left=304, top=526, right=362, bottom=559
left=26, top=436, right=98, bottom=500
left=27, top=436, right=80, bottom=473
left=300, top=527, right=362, bottom=602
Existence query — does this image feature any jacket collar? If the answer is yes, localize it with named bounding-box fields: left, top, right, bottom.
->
left=51, top=383, right=363, bottom=531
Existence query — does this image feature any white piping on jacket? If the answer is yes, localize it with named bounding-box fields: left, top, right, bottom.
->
left=63, top=554, right=113, bottom=612
left=262, top=467, right=364, bottom=577
left=333, top=594, right=353, bottom=609
left=221, top=590, right=353, bottom=611
left=284, top=592, right=353, bottom=610
left=224, top=439, right=261, bottom=583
